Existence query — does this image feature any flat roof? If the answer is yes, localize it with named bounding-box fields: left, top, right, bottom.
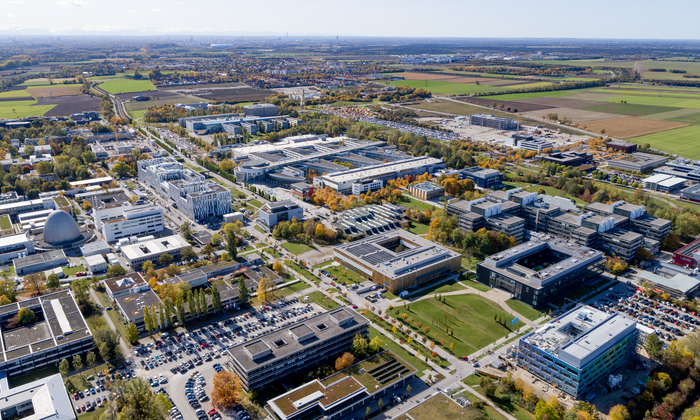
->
left=645, top=174, right=674, bottom=185
left=0, top=373, right=75, bottom=420
left=638, top=271, right=700, bottom=294
left=115, top=289, right=162, bottom=321
left=410, top=182, right=443, bottom=192
left=13, top=250, right=66, bottom=269
left=319, top=156, right=443, bottom=184
left=105, top=272, right=146, bottom=294
left=121, top=235, right=188, bottom=261
left=69, top=176, right=113, bottom=187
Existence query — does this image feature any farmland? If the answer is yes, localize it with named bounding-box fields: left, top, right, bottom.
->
left=98, top=79, right=156, bottom=94
left=392, top=78, right=552, bottom=95
left=0, top=100, right=55, bottom=119
left=629, top=125, right=700, bottom=159
left=27, top=85, right=83, bottom=98
left=581, top=116, right=688, bottom=138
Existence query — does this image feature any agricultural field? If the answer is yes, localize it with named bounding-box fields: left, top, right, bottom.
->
left=629, top=125, right=700, bottom=159
left=0, top=100, right=55, bottom=119
left=98, top=79, right=156, bottom=94
left=27, top=85, right=83, bottom=98
left=0, top=90, right=33, bottom=99
left=392, top=78, right=550, bottom=96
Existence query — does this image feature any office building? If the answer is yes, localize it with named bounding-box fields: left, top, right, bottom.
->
left=605, top=140, right=638, bottom=153
left=257, top=200, right=304, bottom=230
left=541, top=151, right=593, bottom=167
left=334, top=230, right=461, bottom=294
left=14, top=250, right=68, bottom=276
left=607, top=152, right=668, bottom=173
left=637, top=271, right=700, bottom=299
left=351, top=179, right=383, bottom=196
left=93, top=202, right=165, bottom=243
left=79, top=240, right=111, bottom=257
left=290, top=183, right=314, bottom=202
left=104, top=273, right=149, bottom=300
left=641, top=174, right=686, bottom=193
left=228, top=308, right=369, bottom=391
left=469, top=114, right=517, bottom=130
left=332, top=204, right=404, bottom=239
left=243, top=104, right=278, bottom=117
left=0, top=373, right=76, bottom=420
left=115, top=289, right=163, bottom=332
left=0, top=290, right=93, bottom=377
left=267, top=351, right=416, bottom=420
left=0, top=198, right=55, bottom=220
left=518, top=305, right=638, bottom=398
left=314, top=157, right=445, bottom=193
left=673, top=238, right=700, bottom=268
left=583, top=201, right=672, bottom=243
left=476, top=235, right=604, bottom=307
left=447, top=199, right=525, bottom=243
left=518, top=138, right=554, bottom=152
left=85, top=254, right=107, bottom=273
left=408, top=182, right=444, bottom=200
left=138, top=157, right=232, bottom=221
left=460, top=166, right=503, bottom=189
left=680, top=184, right=700, bottom=203
left=0, top=233, right=34, bottom=265
left=120, top=235, right=189, bottom=269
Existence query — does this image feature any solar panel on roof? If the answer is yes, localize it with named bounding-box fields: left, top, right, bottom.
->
left=363, top=251, right=393, bottom=265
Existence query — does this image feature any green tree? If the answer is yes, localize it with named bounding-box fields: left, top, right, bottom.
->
left=535, top=396, right=564, bottom=420
left=163, top=297, right=173, bottom=329
left=238, top=278, right=249, bottom=306
left=211, top=233, right=223, bottom=247
left=113, top=377, right=172, bottom=420
left=645, top=333, right=665, bottom=360
left=212, top=285, right=222, bottom=314
left=187, top=290, right=197, bottom=318
left=350, top=333, right=368, bottom=359
left=181, top=246, right=197, bottom=261
left=72, top=354, right=83, bottom=375
left=159, top=253, right=174, bottom=266
left=47, top=273, right=61, bottom=290
left=59, top=358, right=70, bottom=379
left=674, top=212, right=700, bottom=241
left=86, top=351, right=97, bottom=374
left=479, top=376, right=496, bottom=398
left=180, top=221, right=193, bottom=242
left=198, top=289, right=207, bottom=316
left=608, top=405, right=630, bottom=420
left=369, top=335, right=383, bottom=353
left=106, top=264, right=127, bottom=278
left=125, top=322, right=140, bottom=344
left=175, top=295, right=186, bottom=326
left=112, top=161, right=131, bottom=177
left=17, top=307, right=35, bottom=325
left=0, top=279, right=17, bottom=302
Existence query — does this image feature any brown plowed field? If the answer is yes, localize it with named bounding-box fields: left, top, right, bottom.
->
left=514, top=97, right=606, bottom=109
left=522, top=107, right=620, bottom=123
left=157, top=82, right=245, bottom=90
left=187, top=87, right=272, bottom=102
left=38, top=95, right=101, bottom=117
left=28, top=85, right=83, bottom=98
left=582, top=116, right=689, bottom=139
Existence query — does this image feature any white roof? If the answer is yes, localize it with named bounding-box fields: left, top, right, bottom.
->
left=85, top=254, right=107, bottom=264
left=321, top=157, right=443, bottom=184
left=121, top=235, right=189, bottom=260
left=659, top=177, right=686, bottom=187
left=70, top=176, right=113, bottom=187
left=643, top=174, right=672, bottom=184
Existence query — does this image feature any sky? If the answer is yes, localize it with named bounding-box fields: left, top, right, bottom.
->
left=1, top=0, right=700, bottom=39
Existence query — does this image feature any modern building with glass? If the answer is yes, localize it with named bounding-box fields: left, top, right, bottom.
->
left=517, top=305, right=638, bottom=398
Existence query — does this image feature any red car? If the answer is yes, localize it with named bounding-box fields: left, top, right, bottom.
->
left=81, top=405, right=86, bottom=412
left=352, top=305, right=358, bottom=309
left=76, top=271, right=87, bottom=277
left=208, top=409, right=218, bottom=415
left=74, top=393, right=79, bottom=400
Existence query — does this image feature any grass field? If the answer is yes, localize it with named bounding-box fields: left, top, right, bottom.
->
left=304, top=291, right=339, bottom=310
left=98, top=79, right=155, bottom=94
left=460, top=272, right=490, bottom=292
left=504, top=299, right=543, bottom=321
left=324, top=264, right=365, bottom=284
left=0, top=90, right=33, bottom=99
left=407, top=221, right=430, bottom=235
left=275, top=281, right=311, bottom=299
left=402, top=392, right=472, bottom=420
left=600, top=94, right=700, bottom=109
left=400, top=294, right=525, bottom=357
left=0, top=99, right=55, bottom=119
left=248, top=199, right=263, bottom=208
left=368, top=327, right=430, bottom=378
left=629, top=125, right=700, bottom=159
left=394, top=79, right=511, bottom=95
left=582, top=102, right=680, bottom=117
left=400, top=194, right=439, bottom=212
left=282, top=242, right=315, bottom=255
left=481, top=89, right=592, bottom=101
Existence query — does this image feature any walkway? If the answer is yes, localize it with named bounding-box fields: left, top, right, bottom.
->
left=89, top=288, right=130, bottom=357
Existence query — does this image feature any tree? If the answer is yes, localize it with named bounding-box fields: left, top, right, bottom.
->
left=73, top=354, right=83, bottom=374
left=335, top=352, right=355, bottom=371
left=238, top=279, right=249, bottom=306
left=71, top=278, right=91, bottom=305
left=163, top=297, right=173, bottom=329
left=112, top=161, right=131, bottom=177
left=211, top=233, right=223, bottom=247
left=158, top=303, right=166, bottom=331
left=106, top=264, right=127, bottom=278
left=0, top=279, right=16, bottom=303
left=272, top=260, right=285, bottom=275
left=181, top=246, right=197, bottom=261
left=82, top=201, right=92, bottom=212
left=17, top=307, right=35, bottom=325
left=142, top=260, right=154, bottom=273
left=212, top=286, right=222, bottom=314
left=645, top=333, right=665, bottom=359
left=187, top=290, right=197, bottom=318
left=407, top=384, right=412, bottom=394
left=535, top=396, right=564, bottom=420
left=378, top=398, right=384, bottom=410
left=203, top=243, right=215, bottom=261
left=198, top=289, right=207, bottom=316
left=159, top=253, right=174, bottom=266
left=350, top=333, right=369, bottom=359
left=674, top=212, right=700, bottom=241
left=369, top=335, right=384, bottom=353
left=114, top=377, right=172, bottom=420
left=175, top=295, right=186, bottom=326
left=47, top=273, right=61, bottom=290
left=125, top=322, right=140, bottom=344
left=59, top=358, right=70, bottom=379
left=608, top=405, right=630, bottom=420
left=24, top=145, right=34, bottom=156
left=211, top=371, right=244, bottom=410
left=166, top=263, right=180, bottom=277
left=86, top=351, right=97, bottom=374
left=143, top=305, right=154, bottom=334
left=98, top=342, right=111, bottom=364
left=23, top=272, right=47, bottom=296
left=479, top=376, right=496, bottom=398
left=256, top=275, right=276, bottom=304
left=180, top=221, right=193, bottom=242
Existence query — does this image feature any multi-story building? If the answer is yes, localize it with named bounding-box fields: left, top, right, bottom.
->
left=541, top=151, right=593, bottom=167
left=0, top=373, right=76, bottom=420
left=0, top=232, right=33, bottom=266
left=460, top=166, right=503, bottom=189
left=408, top=182, right=444, bottom=200
left=93, top=202, right=164, bottom=243
left=607, top=152, right=668, bottom=173
left=290, top=182, right=314, bottom=201
left=468, top=114, right=517, bottom=130
left=351, top=179, right=383, bottom=196
left=257, top=200, right=304, bottom=230
left=673, top=238, right=700, bottom=268
left=14, top=250, right=67, bottom=275
left=267, top=351, right=416, bottom=420
left=228, top=308, right=369, bottom=391
left=0, top=290, right=93, bottom=377
left=642, top=174, right=686, bottom=193
left=518, top=138, right=554, bottom=152
left=120, top=235, right=189, bottom=269
left=138, top=157, right=232, bottom=221
left=243, top=104, right=278, bottom=117
left=331, top=204, right=404, bottom=239
left=334, top=230, right=461, bottom=294
left=584, top=201, right=671, bottom=243
left=104, top=272, right=149, bottom=300
left=518, top=305, right=638, bottom=398
left=476, top=235, right=604, bottom=307
left=0, top=198, right=55, bottom=220
left=447, top=199, right=525, bottom=243
left=115, top=289, right=164, bottom=332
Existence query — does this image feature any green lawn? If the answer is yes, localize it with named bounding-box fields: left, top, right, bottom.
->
left=313, top=261, right=334, bottom=269
left=523, top=184, right=588, bottom=206
left=282, top=242, right=315, bottom=255
left=481, top=88, right=593, bottom=101
left=629, top=125, right=700, bottom=159
left=0, top=90, right=33, bottom=99
left=324, top=264, right=365, bottom=284
left=285, top=261, right=319, bottom=283
left=368, top=326, right=430, bottom=378
left=98, top=79, right=155, bottom=94
left=248, top=199, right=263, bottom=208
left=460, top=272, right=490, bottom=292
left=265, top=247, right=281, bottom=259
left=407, top=221, right=430, bottom=235
left=400, top=194, right=439, bottom=212
left=582, top=102, right=680, bottom=117
left=478, top=388, right=536, bottom=420
left=398, top=294, right=525, bottom=357
left=276, top=281, right=312, bottom=298
left=404, top=278, right=465, bottom=299
left=305, top=291, right=339, bottom=310
left=253, top=225, right=265, bottom=234
left=504, top=299, right=543, bottom=321
left=393, top=79, right=514, bottom=95
left=230, top=188, right=245, bottom=197
left=63, top=265, right=86, bottom=276
left=0, top=100, right=56, bottom=119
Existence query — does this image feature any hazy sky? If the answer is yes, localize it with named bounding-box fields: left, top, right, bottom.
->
left=1, top=0, right=699, bottom=39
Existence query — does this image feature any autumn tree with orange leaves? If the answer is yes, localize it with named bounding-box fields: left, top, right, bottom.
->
left=211, top=371, right=244, bottom=410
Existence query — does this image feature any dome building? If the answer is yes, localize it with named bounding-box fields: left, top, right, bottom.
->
left=33, top=210, right=94, bottom=250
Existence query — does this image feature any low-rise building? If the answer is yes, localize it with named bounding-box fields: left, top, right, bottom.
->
left=0, top=373, right=76, bottom=420
left=350, top=179, right=383, bottom=196
left=460, top=166, right=503, bottom=189
left=518, top=305, right=638, bottom=398
left=605, top=140, right=638, bottom=153
left=0, top=215, right=13, bottom=237
left=120, top=235, right=189, bottom=269
left=541, top=151, right=593, bottom=167
left=332, top=204, right=404, bottom=239
left=0, top=233, right=34, bottom=264
left=13, top=250, right=67, bottom=276
left=80, top=240, right=111, bottom=257
left=290, top=182, right=314, bottom=202
left=258, top=200, right=304, bottom=230
left=642, top=173, right=686, bottom=193
left=115, top=289, right=163, bottom=332
left=637, top=271, right=700, bottom=299
left=85, top=254, right=107, bottom=273
left=228, top=308, right=369, bottom=391
left=408, top=182, right=444, bottom=200
left=608, top=152, right=668, bottom=173
left=223, top=212, right=245, bottom=224
left=334, top=230, right=461, bottom=294
left=104, top=272, right=149, bottom=300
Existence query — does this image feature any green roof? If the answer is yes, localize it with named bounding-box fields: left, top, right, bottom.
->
left=0, top=215, right=11, bottom=231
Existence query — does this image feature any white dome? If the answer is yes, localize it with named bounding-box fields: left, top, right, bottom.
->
left=43, top=211, right=81, bottom=245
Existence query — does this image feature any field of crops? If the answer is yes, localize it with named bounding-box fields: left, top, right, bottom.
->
left=98, top=79, right=155, bottom=94
left=630, top=125, right=700, bottom=159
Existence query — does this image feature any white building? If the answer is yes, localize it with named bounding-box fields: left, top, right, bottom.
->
left=121, top=234, right=189, bottom=269
left=0, top=232, right=35, bottom=265
left=351, top=179, right=383, bottom=195
left=223, top=212, right=244, bottom=224
left=137, top=157, right=231, bottom=221
left=85, top=254, right=107, bottom=273
left=93, top=202, right=165, bottom=243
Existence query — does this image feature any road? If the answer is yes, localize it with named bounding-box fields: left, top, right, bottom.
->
left=93, top=84, right=129, bottom=120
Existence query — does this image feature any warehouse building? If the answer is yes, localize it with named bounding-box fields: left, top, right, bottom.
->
left=460, top=166, right=503, bottom=189
left=476, top=234, right=605, bottom=307
left=314, top=157, right=445, bottom=193
left=468, top=114, right=517, bottom=130
left=228, top=308, right=369, bottom=391
left=120, top=235, right=189, bottom=269
left=0, top=289, right=94, bottom=378
left=334, top=230, right=461, bottom=294
left=518, top=305, right=638, bottom=398
left=541, top=151, right=593, bottom=167
left=408, top=182, right=444, bottom=200
left=607, top=152, right=668, bottom=173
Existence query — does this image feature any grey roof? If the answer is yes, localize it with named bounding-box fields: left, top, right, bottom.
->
left=43, top=211, right=81, bottom=245
left=115, top=290, right=163, bottom=322
left=637, top=271, right=700, bottom=295
left=0, top=373, right=76, bottom=420
left=13, top=250, right=66, bottom=270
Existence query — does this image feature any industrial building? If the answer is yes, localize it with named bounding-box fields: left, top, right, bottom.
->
left=257, top=200, right=304, bottom=230
left=120, top=235, right=190, bottom=269
left=607, top=152, right=668, bottom=173
left=460, top=166, right=504, bottom=189
left=0, top=232, right=34, bottom=264
left=0, top=290, right=94, bottom=377
left=0, top=373, right=76, bottom=420
left=408, top=182, right=444, bottom=200
left=267, top=351, right=416, bottom=420
left=313, top=157, right=445, bottom=193
left=468, top=114, right=517, bottom=130
left=641, top=173, right=686, bottom=193
left=518, top=305, right=638, bottom=398
left=653, top=158, right=700, bottom=183
left=680, top=184, right=700, bottom=203
left=227, top=308, right=369, bottom=391
left=673, top=238, right=700, bottom=268
left=13, top=250, right=68, bottom=276
left=138, top=157, right=232, bottom=221
left=334, top=230, right=461, bottom=294
left=541, top=151, right=593, bottom=167
left=605, top=140, right=638, bottom=153
left=332, top=204, right=405, bottom=239
left=476, top=235, right=604, bottom=307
